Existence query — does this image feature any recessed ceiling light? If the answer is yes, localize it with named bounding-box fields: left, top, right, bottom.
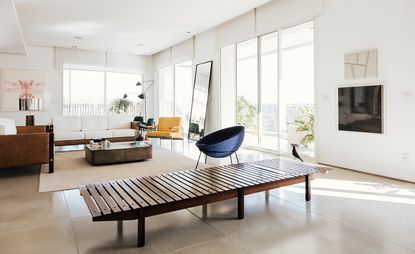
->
left=137, top=43, right=144, bottom=47
left=186, top=31, right=191, bottom=34
left=71, top=46, right=78, bottom=49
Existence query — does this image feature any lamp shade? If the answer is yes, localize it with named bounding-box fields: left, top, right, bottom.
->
left=136, top=81, right=142, bottom=86
left=138, top=93, right=145, bottom=99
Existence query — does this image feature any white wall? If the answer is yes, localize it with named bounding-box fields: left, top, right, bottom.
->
left=316, top=0, right=415, bottom=181
left=0, top=46, right=60, bottom=125
left=0, top=46, right=153, bottom=125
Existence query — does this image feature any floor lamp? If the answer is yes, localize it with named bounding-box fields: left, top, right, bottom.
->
left=124, top=80, right=154, bottom=119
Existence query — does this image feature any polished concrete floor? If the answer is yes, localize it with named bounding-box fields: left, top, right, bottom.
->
left=1, top=141, right=415, bottom=254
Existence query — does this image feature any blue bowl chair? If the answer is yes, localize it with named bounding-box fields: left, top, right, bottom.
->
left=195, top=126, right=245, bottom=169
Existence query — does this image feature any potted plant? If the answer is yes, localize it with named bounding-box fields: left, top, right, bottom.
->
left=108, top=95, right=132, bottom=114
left=295, top=106, right=314, bottom=146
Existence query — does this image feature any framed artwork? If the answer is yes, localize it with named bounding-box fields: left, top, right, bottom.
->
left=344, top=49, right=378, bottom=79
left=338, top=84, right=383, bottom=134
left=0, top=69, right=51, bottom=111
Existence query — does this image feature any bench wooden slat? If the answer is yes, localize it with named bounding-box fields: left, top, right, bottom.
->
left=126, top=178, right=163, bottom=205
left=195, top=169, right=245, bottom=188
left=86, top=184, right=112, bottom=215
left=156, top=175, right=198, bottom=198
left=148, top=176, right=189, bottom=199
left=223, top=165, right=281, bottom=183
left=160, top=173, right=205, bottom=196
left=79, top=186, right=102, bottom=217
left=168, top=172, right=215, bottom=195
left=254, top=160, right=317, bottom=176
left=109, top=180, right=142, bottom=209
left=228, top=164, right=284, bottom=181
left=120, top=179, right=155, bottom=206
left=94, top=183, right=121, bottom=213
left=236, top=164, right=288, bottom=180
left=173, top=172, right=220, bottom=193
left=219, top=166, right=267, bottom=184
left=141, top=177, right=182, bottom=201
left=136, top=178, right=175, bottom=203
left=102, top=182, right=130, bottom=211
left=182, top=170, right=232, bottom=191
left=190, top=170, right=236, bottom=190
left=249, top=164, right=297, bottom=178
left=209, top=166, right=260, bottom=186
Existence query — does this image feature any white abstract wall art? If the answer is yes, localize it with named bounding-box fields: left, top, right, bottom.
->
left=344, top=49, right=378, bottom=79
left=0, top=69, right=51, bottom=111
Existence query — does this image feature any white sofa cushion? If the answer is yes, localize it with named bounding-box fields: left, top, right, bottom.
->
left=108, top=115, right=132, bottom=129
left=82, top=116, right=108, bottom=131
left=84, top=130, right=112, bottom=139
left=55, top=131, right=85, bottom=141
left=0, top=118, right=17, bottom=135
left=53, top=116, right=82, bottom=132
left=111, top=129, right=136, bottom=138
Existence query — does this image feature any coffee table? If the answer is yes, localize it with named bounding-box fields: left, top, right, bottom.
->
left=85, top=142, right=152, bottom=165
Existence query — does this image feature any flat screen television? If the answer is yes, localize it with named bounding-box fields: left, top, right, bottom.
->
left=338, top=85, right=383, bottom=133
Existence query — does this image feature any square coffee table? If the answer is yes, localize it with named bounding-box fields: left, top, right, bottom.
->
left=85, top=141, right=152, bottom=165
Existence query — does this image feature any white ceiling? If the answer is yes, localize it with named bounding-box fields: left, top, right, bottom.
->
left=13, top=0, right=271, bottom=56
left=0, top=0, right=26, bottom=54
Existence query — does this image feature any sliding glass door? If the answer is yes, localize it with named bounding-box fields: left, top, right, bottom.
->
left=223, top=21, right=315, bottom=156
left=280, top=21, right=314, bottom=154
left=259, top=32, right=279, bottom=150
left=237, top=38, right=258, bottom=147
left=158, top=66, right=174, bottom=116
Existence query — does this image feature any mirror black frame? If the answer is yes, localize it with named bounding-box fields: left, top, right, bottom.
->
left=188, top=60, right=213, bottom=141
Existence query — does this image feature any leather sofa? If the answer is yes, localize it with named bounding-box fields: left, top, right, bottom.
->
left=52, top=115, right=138, bottom=146
left=0, top=118, right=54, bottom=173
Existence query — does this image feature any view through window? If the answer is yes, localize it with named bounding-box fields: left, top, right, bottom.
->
left=226, top=21, right=315, bottom=155
left=63, top=69, right=143, bottom=116
left=158, top=61, right=193, bottom=132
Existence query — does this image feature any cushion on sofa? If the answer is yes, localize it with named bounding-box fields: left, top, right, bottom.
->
left=108, top=115, right=132, bottom=129
left=0, top=118, right=17, bottom=135
left=53, top=116, right=82, bottom=132
left=82, top=116, right=108, bottom=131
left=111, top=129, right=136, bottom=138
left=84, top=130, right=112, bottom=139
left=55, top=131, right=85, bottom=141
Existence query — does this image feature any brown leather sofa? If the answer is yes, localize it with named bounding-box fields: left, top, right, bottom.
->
left=0, top=125, right=54, bottom=173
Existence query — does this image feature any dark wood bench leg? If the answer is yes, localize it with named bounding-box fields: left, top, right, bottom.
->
left=48, top=132, right=54, bottom=173
left=117, top=221, right=123, bottom=240
left=202, top=204, right=207, bottom=219
left=305, top=175, right=311, bottom=201
left=137, top=210, right=145, bottom=247
left=237, top=189, right=244, bottom=219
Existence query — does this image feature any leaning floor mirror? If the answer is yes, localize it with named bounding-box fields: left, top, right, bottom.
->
left=188, top=61, right=213, bottom=141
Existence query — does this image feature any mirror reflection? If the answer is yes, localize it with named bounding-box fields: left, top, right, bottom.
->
left=188, top=61, right=212, bottom=141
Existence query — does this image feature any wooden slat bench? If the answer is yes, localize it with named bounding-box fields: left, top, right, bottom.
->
left=79, top=158, right=331, bottom=247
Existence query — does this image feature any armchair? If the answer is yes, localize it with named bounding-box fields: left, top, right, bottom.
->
left=0, top=121, right=54, bottom=173
left=147, top=117, right=183, bottom=149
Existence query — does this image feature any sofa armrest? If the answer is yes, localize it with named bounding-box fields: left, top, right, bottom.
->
left=16, top=125, right=53, bottom=134
left=0, top=133, right=51, bottom=168
left=17, top=125, right=46, bottom=134
left=131, top=121, right=139, bottom=130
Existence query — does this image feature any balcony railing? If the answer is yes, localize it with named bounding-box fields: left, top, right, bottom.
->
left=63, top=103, right=143, bottom=116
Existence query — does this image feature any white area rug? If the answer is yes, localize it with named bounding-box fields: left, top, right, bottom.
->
left=39, top=147, right=204, bottom=193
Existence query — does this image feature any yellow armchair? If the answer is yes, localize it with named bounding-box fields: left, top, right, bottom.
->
left=147, top=117, right=183, bottom=139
